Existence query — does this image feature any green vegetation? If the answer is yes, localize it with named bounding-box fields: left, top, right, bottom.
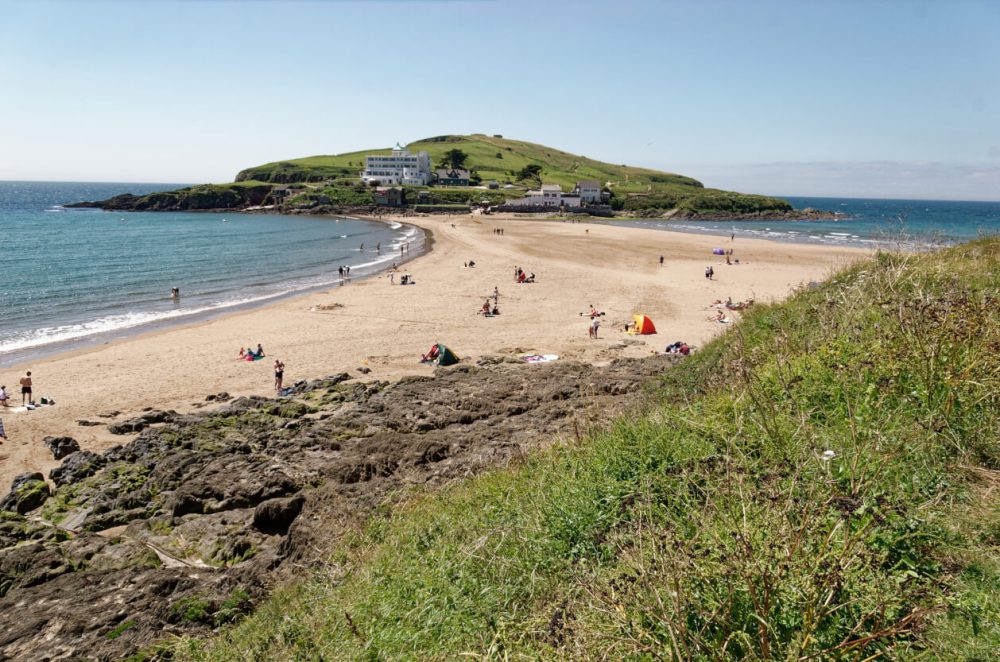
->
left=175, top=240, right=1000, bottom=659
left=106, top=620, right=137, bottom=640
left=92, top=135, right=788, bottom=214
left=170, top=597, right=213, bottom=625
left=437, top=148, right=469, bottom=170
left=232, top=134, right=790, bottom=215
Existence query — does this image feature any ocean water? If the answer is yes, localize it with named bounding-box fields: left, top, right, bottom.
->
left=609, top=196, right=1000, bottom=248
left=0, top=181, right=422, bottom=366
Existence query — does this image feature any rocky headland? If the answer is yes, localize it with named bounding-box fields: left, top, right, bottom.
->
left=66, top=186, right=837, bottom=222
left=0, top=354, right=680, bottom=660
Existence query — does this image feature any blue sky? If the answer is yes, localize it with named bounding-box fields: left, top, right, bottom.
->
left=1, top=0, right=998, bottom=199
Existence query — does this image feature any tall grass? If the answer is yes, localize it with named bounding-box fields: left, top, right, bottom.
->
left=174, top=240, right=1000, bottom=660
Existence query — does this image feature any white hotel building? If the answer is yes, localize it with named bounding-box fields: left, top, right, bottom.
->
left=360, top=143, right=432, bottom=186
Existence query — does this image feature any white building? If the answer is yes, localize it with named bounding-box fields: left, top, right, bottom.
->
left=360, top=143, right=432, bottom=185
left=508, top=183, right=582, bottom=208
left=573, top=180, right=602, bottom=203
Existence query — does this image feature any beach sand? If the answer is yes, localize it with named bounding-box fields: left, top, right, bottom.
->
left=0, top=215, right=867, bottom=489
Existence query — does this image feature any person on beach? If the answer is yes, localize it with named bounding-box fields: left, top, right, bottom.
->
left=170, top=287, right=180, bottom=299
left=0, top=417, right=6, bottom=443
left=338, top=266, right=344, bottom=278
left=19, top=372, right=32, bottom=406
left=376, top=242, right=381, bottom=255
left=589, top=316, right=600, bottom=339
left=239, top=347, right=246, bottom=359
left=493, top=286, right=500, bottom=303
left=481, top=300, right=491, bottom=315
left=0, top=385, right=9, bottom=407
left=659, top=255, right=664, bottom=266
left=389, top=272, right=395, bottom=285
left=274, top=359, right=285, bottom=392
left=359, top=243, right=364, bottom=251
left=705, top=266, right=714, bottom=280
left=255, top=344, right=265, bottom=358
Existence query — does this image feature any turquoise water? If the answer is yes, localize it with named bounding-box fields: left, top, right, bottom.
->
left=608, top=196, right=1000, bottom=248
left=0, top=181, right=421, bottom=365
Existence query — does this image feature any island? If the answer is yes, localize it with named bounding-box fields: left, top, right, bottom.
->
left=67, top=134, right=837, bottom=220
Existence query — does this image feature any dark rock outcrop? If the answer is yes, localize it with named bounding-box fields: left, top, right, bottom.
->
left=65, top=184, right=273, bottom=212
left=0, top=354, right=683, bottom=660
left=108, top=409, right=177, bottom=435
left=1, top=473, right=50, bottom=514
left=253, top=495, right=306, bottom=535
left=43, top=436, right=80, bottom=460
left=49, top=450, right=107, bottom=487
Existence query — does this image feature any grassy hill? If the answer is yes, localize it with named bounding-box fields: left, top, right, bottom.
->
left=234, top=134, right=792, bottom=214
left=170, top=240, right=1000, bottom=660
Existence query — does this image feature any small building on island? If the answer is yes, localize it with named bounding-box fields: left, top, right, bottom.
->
left=573, top=180, right=602, bottom=203
left=507, top=183, right=582, bottom=208
left=434, top=168, right=471, bottom=186
left=374, top=187, right=405, bottom=207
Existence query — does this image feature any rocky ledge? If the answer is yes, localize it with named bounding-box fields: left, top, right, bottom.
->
left=0, top=353, right=680, bottom=660
left=64, top=184, right=273, bottom=212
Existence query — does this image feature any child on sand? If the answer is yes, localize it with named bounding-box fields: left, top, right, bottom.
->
left=589, top=317, right=600, bottom=339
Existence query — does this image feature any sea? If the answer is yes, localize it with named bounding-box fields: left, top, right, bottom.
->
left=0, top=181, right=423, bottom=367
left=609, top=196, right=1000, bottom=249
left=2, top=184, right=998, bottom=367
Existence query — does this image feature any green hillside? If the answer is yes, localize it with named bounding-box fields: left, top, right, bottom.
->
left=234, top=134, right=791, bottom=214
left=173, top=241, right=1000, bottom=660
left=236, top=134, right=701, bottom=191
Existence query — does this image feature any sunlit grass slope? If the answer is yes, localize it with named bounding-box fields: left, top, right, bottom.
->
left=175, top=240, right=999, bottom=660
left=234, top=134, right=791, bottom=214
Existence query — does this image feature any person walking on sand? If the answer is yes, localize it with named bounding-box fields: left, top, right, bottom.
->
left=659, top=255, right=664, bottom=266
left=705, top=266, right=714, bottom=280
left=274, top=359, right=285, bottom=392
left=19, top=371, right=32, bottom=406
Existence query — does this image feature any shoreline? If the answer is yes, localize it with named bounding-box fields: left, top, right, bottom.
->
left=0, top=214, right=870, bottom=489
left=0, top=214, right=428, bottom=369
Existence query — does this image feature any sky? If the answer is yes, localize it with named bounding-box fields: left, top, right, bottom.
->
left=1, top=0, right=998, bottom=200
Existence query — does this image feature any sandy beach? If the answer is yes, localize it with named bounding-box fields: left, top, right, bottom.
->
left=0, top=215, right=867, bottom=489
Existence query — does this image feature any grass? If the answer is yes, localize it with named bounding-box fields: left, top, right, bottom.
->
left=233, top=134, right=790, bottom=214
left=173, top=239, right=999, bottom=659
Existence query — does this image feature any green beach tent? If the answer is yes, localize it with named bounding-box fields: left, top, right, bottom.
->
left=422, top=343, right=459, bottom=366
